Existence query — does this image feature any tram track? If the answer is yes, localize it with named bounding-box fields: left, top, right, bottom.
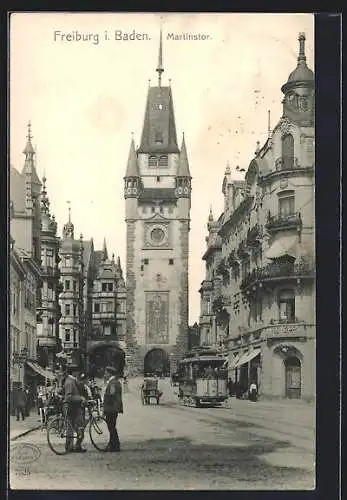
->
left=161, top=400, right=315, bottom=453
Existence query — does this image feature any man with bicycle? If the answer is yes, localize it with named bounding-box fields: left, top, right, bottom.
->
left=63, top=367, right=87, bottom=453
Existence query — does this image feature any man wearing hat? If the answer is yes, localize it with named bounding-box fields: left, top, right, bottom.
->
left=103, top=366, right=123, bottom=452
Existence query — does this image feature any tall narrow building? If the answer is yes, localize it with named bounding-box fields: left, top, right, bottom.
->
left=125, top=31, right=191, bottom=375
left=36, top=175, right=60, bottom=369
left=58, top=208, right=85, bottom=369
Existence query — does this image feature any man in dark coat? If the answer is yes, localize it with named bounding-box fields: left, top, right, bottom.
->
left=64, top=367, right=87, bottom=453
left=103, top=366, right=123, bottom=452
left=14, top=388, right=27, bottom=421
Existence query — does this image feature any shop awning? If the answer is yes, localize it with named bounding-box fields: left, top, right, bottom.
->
left=234, top=349, right=261, bottom=368
left=228, top=353, right=243, bottom=370
left=222, top=358, right=229, bottom=368
left=265, top=235, right=298, bottom=260
left=26, top=361, right=56, bottom=380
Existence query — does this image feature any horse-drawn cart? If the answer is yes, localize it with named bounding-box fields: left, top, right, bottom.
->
left=141, top=378, right=162, bottom=405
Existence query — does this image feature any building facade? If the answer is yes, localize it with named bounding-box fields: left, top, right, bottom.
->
left=57, top=219, right=127, bottom=374
left=199, top=33, right=315, bottom=401
left=36, top=175, right=61, bottom=369
left=58, top=211, right=86, bottom=369
left=10, top=124, right=44, bottom=394
left=87, top=241, right=127, bottom=377
left=10, top=239, right=27, bottom=392
left=125, top=32, right=190, bottom=375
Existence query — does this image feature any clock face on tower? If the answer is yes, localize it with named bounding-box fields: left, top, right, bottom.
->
left=144, top=223, right=170, bottom=248
left=150, top=227, right=165, bottom=243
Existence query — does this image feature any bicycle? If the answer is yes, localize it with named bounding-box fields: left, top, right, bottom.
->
left=46, top=399, right=109, bottom=455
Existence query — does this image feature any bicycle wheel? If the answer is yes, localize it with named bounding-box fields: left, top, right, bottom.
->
left=47, top=415, right=75, bottom=455
left=89, top=416, right=109, bottom=452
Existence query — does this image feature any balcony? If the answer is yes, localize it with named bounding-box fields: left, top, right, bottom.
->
left=229, top=320, right=314, bottom=346
left=240, top=259, right=315, bottom=293
left=266, top=211, right=302, bottom=233
left=275, top=156, right=299, bottom=171
left=41, top=265, right=60, bottom=278
left=92, top=311, right=116, bottom=322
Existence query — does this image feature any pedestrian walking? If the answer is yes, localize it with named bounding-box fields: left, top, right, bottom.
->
left=235, top=381, right=242, bottom=399
left=24, top=386, right=30, bottom=416
left=249, top=381, right=258, bottom=402
left=103, top=366, right=123, bottom=452
left=14, top=388, right=27, bottom=421
left=227, top=378, right=234, bottom=397
left=64, top=367, right=87, bottom=453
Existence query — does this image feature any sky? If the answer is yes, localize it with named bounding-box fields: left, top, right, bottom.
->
left=10, top=12, right=314, bottom=324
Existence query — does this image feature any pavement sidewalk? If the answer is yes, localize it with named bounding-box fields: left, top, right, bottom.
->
left=10, top=412, right=42, bottom=441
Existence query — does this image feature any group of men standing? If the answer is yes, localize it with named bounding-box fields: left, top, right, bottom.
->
left=63, top=365, right=123, bottom=453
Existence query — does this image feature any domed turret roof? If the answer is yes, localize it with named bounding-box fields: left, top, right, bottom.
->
left=282, top=33, right=314, bottom=93
left=287, top=64, right=314, bottom=84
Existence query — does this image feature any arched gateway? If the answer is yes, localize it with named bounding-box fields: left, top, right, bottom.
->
left=144, top=349, right=170, bottom=377
left=89, top=344, right=125, bottom=378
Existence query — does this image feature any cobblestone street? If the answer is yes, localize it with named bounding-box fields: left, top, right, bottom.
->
left=10, top=379, right=315, bottom=490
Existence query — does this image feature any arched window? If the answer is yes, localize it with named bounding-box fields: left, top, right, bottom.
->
left=159, top=155, right=168, bottom=167
left=278, top=289, right=295, bottom=323
left=148, top=156, right=158, bottom=167
left=282, top=134, right=294, bottom=170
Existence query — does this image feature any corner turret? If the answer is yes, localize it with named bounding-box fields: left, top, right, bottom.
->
left=281, top=33, right=315, bottom=126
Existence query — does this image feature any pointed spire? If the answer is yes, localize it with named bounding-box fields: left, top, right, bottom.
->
left=255, top=141, right=260, bottom=155
left=102, top=237, right=108, bottom=261
left=156, top=28, right=164, bottom=87
left=177, top=133, right=191, bottom=177
left=22, top=121, right=41, bottom=189
left=23, top=121, right=35, bottom=155
left=117, top=256, right=121, bottom=268
left=63, top=201, right=74, bottom=239
left=125, top=137, right=139, bottom=177
left=208, top=205, right=214, bottom=222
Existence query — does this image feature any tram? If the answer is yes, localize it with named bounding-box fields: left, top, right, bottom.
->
left=177, top=349, right=228, bottom=407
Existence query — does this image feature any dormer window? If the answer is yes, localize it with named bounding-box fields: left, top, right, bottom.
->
left=149, top=156, right=158, bottom=167
left=159, top=155, right=168, bottom=167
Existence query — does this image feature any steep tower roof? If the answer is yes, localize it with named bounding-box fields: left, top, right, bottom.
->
left=177, top=133, right=191, bottom=177
left=102, top=237, right=108, bottom=261
left=137, top=32, right=179, bottom=154
left=125, top=137, right=140, bottom=177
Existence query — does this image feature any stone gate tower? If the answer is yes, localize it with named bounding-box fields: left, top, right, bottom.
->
left=124, top=31, right=191, bottom=375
